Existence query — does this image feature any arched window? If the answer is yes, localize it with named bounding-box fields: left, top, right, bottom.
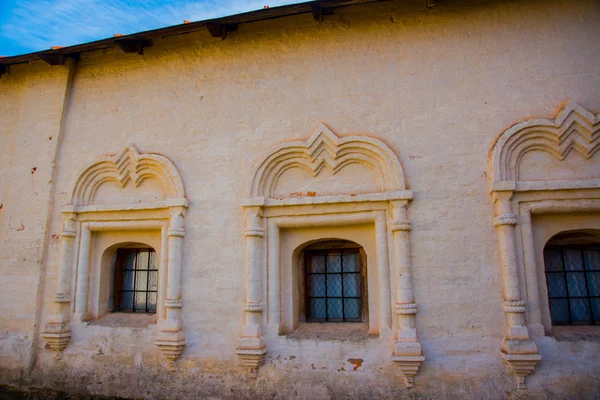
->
left=301, top=240, right=367, bottom=323
left=112, top=248, right=158, bottom=313
left=544, top=232, right=600, bottom=325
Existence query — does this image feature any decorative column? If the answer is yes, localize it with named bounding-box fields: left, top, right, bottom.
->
left=375, top=212, right=392, bottom=333
left=267, top=220, right=280, bottom=333
left=493, top=191, right=541, bottom=389
left=389, top=201, right=424, bottom=388
left=155, top=206, right=186, bottom=368
left=235, top=206, right=267, bottom=370
left=74, top=222, right=91, bottom=321
left=519, top=206, right=544, bottom=337
left=42, top=213, right=77, bottom=352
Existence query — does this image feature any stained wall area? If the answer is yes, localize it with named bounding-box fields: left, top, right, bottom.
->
left=0, top=0, right=599, bottom=398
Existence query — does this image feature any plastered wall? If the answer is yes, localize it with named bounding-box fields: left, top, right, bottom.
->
left=1, top=0, right=599, bottom=398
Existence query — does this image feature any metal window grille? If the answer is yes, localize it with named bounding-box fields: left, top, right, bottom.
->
left=305, top=249, right=362, bottom=322
left=113, top=249, right=158, bottom=313
left=544, top=244, right=600, bottom=325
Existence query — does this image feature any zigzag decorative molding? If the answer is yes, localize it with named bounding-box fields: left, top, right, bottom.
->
left=247, top=123, right=405, bottom=198
left=70, top=144, right=185, bottom=205
left=490, top=102, right=600, bottom=183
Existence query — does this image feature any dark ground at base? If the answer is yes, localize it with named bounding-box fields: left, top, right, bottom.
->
left=0, top=386, right=129, bottom=400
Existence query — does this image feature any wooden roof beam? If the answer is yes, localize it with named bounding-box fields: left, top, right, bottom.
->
left=310, top=4, right=334, bottom=22
left=40, top=53, right=80, bottom=66
left=206, top=22, right=238, bottom=38
left=115, top=38, right=153, bottom=55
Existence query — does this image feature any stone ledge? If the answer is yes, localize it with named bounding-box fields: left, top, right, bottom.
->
left=86, top=313, right=157, bottom=328
left=492, top=179, right=600, bottom=193
left=242, top=190, right=413, bottom=208
left=549, top=325, right=600, bottom=341
left=283, top=322, right=370, bottom=342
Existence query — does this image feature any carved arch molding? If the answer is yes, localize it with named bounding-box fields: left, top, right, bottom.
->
left=42, top=144, right=188, bottom=367
left=237, top=123, right=423, bottom=387
left=488, top=102, right=600, bottom=388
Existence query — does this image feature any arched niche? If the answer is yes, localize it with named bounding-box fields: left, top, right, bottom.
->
left=271, top=162, right=380, bottom=198
left=247, top=123, right=406, bottom=199
left=490, top=102, right=600, bottom=185
left=92, top=179, right=165, bottom=205
left=70, top=144, right=185, bottom=206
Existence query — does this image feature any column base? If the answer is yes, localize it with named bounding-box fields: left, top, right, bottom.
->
left=501, top=339, right=538, bottom=354
left=235, top=336, right=267, bottom=369
left=392, top=355, right=425, bottom=388
left=155, top=329, right=186, bottom=367
left=501, top=352, right=542, bottom=389
left=42, top=322, right=71, bottom=352
left=235, top=347, right=267, bottom=369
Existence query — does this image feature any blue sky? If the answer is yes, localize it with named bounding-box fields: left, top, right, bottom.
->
left=0, top=0, right=304, bottom=56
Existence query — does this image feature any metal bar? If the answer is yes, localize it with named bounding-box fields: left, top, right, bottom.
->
left=341, top=252, right=346, bottom=321
left=132, top=250, right=139, bottom=312
left=325, top=254, right=328, bottom=321
left=581, top=249, right=594, bottom=324
left=146, top=250, right=151, bottom=312
left=560, top=249, right=572, bottom=324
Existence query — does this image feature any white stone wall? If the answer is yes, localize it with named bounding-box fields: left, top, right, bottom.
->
left=0, top=0, right=599, bottom=397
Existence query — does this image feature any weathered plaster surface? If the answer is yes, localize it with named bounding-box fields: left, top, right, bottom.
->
left=1, top=0, right=599, bottom=398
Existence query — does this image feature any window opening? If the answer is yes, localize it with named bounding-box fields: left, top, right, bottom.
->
left=544, top=243, right=600, bottom=325
left=305, top=249, right=361, bottom=322
left=113, top=248, right=158, bottom=313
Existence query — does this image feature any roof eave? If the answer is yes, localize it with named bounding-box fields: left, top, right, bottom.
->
left=0, top=0, right=388, bottom=67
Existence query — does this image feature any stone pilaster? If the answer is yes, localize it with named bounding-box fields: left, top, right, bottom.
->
left=235, top=206, right=267, bottom=369
left=493, top=191, right=541, bottom=389
left=73, top=222, right=91, bottom=321
left=155, top=207, right=186, bottom=368
left=389, top=201, right=424, bottom=388
left=42, top=214, right=77, bottom=352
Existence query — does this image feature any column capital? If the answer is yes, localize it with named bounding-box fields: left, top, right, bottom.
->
left=492, top=189, right=515, bottom=204
left=390, top=201, right=409, bottom=221
left=244, top=205, right=263, bottom=216
left=169, top=205, right=186, bottom=217
left=390, top=199, right=410, bottom=208
left=245, top=205, right=264, bottom=233
left=61, top=211, right=77, bottom=221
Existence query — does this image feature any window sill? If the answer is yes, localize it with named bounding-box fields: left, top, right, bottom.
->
left=548, top=325, right=600, bottom=341
left=87, top=313, right=157, bottom=328
left=284, top=322, right=371, bottom=341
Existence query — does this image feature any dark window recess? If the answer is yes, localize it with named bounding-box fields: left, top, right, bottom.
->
left=544, top=245, right=600, bottom=325
left=306, top=249, right=361, bottom=322
left=113, top=248, right=158, bottom=313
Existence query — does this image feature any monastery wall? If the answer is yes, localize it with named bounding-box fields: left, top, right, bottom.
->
left=0, top=0, right=599, bottom=398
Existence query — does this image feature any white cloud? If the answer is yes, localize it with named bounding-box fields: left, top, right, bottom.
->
left=0, top=0, right=301, bottom=54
